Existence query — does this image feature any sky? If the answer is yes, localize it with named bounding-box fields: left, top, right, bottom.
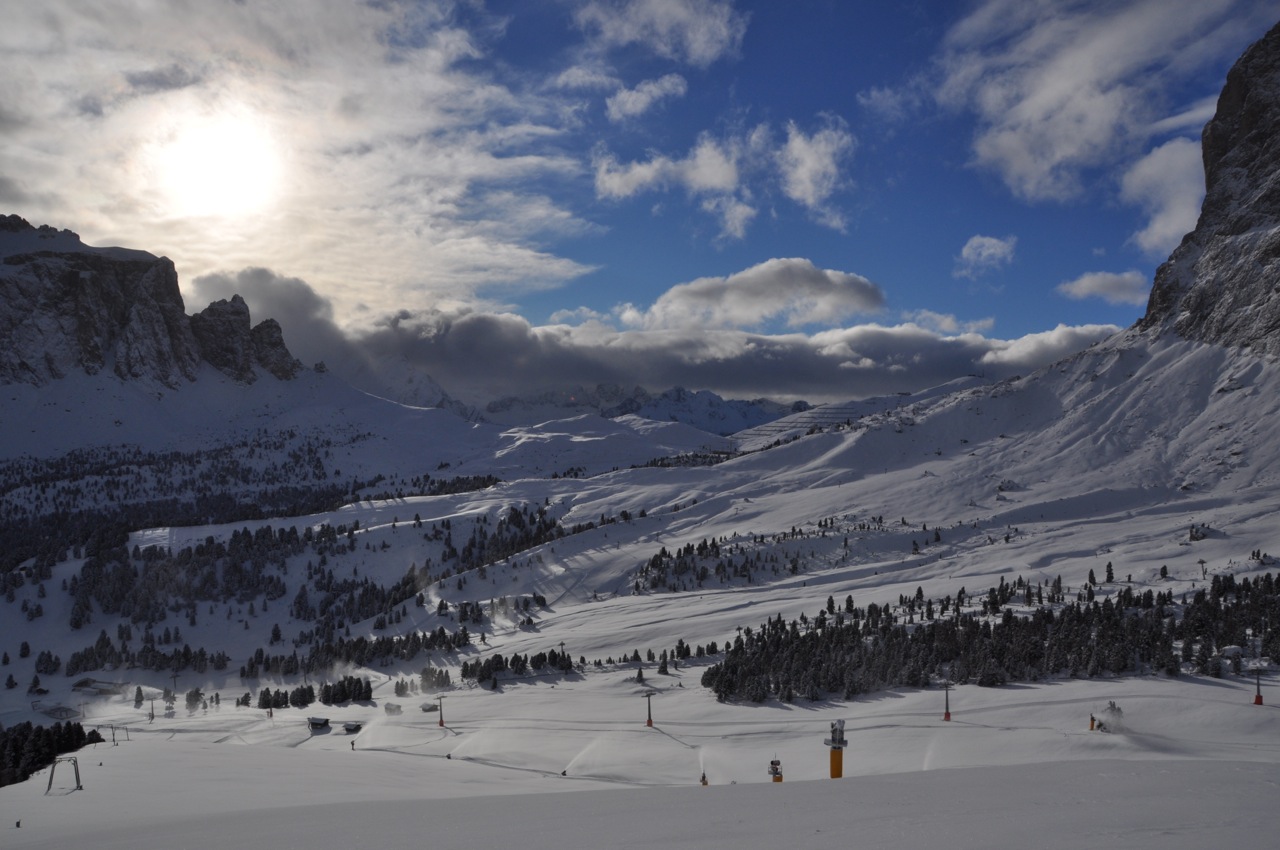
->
left=2, top=0, right=1278, bottom=405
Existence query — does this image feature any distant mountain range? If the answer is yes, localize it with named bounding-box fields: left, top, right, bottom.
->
left=482, top=384, right=810, bottom=435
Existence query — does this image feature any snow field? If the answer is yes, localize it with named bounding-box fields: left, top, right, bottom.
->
left=5, top=670, right=1279, bottom=849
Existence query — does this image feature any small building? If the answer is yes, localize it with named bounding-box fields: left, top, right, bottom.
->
left=384, top=702, right=402, bottom=715
left=71, top=678, right=129, bottom=697
left=343, top=722, right=363, bottom=734
left=41, top=705, right=80, bottom=721
left=307, top=716, right=330, bottom=730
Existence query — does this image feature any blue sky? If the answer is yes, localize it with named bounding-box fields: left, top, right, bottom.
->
left=3, top=1, right=1278, bottom=404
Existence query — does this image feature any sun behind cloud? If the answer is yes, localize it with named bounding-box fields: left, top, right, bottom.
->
left=150, top=107, right=283, bottom=219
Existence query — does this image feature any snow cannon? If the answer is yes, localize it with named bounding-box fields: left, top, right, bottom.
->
left=768, top=758, right=783, bottom=783
left=823, top=719, right=847, bottom=779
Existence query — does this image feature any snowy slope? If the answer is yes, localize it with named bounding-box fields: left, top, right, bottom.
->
left=7, top=330, right=1280, bottom=678
left=3, top=672, right=1278, bottom=849
left=482, top=384, right=806, bottom=435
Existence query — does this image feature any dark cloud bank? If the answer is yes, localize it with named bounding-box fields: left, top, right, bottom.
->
left=193, top=268, right=1119, bottom=408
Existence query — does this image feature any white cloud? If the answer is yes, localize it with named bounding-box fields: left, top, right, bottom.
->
left=1056, top=270, right=1150, bottom=306
left=1120, top=137, right=1204, bottom=257
left=856, top=85, right=917, bottom=124
left=954, top=234, right=1016, bottom=279
left=593, top=115, right=854, bottom=237
left=700, top=195, right=757, bottom=240
left=684, top=134, right=740, bottom=192
left=1147, top=95, right=1219, bottom=136
left=776, top=118, right=855, bottom=230
left=552, top=65, right=620, bottom=91
left=634, top=257, right=884, bottom=331
left=593, top=133, right=752, bottom=237
left=594, top=134, right=739, bottom=199
left=903, top=310, right=996, bottom=335
left=549, top=306, right=613, bottom=324
left=936, top=0, right=1264, bottom=202
left=980, top=323, right=1122, bottom=368
left=593, top=152, right=675, bottom=198
left=605, top=73, right=687, bottom=121
left=575, top=0, right=749, bottom=67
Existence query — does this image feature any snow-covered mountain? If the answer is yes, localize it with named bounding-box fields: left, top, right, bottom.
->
left=0, top=215, right=301, bottom=387
left=335, top=351, right=478, bottom=418
left=4, top=20, right=1280, bottom=849
left=1140, top=19, right=1280, bottom=351
left=483, top=383, right=809, bottom=435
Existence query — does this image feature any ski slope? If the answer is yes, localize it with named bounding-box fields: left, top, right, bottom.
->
left=5, top=672, right=1278, bottom=849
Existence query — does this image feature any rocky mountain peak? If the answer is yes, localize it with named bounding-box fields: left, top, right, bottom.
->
left=189, top=295, right=302, bottom=383
left=0, top=213, right=34, bottom=233
left=0, top=218, right=302, bottom=387
left=1140, top=20, right=1280, bottom=351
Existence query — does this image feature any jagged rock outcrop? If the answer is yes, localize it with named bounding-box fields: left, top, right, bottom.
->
left=189, top=296, right=257, bottom=382
left=1140, top=20, right=1280, bottom=352
left=1, top=214, right=302, bottom=386
left=250, top=318, right=304, bottom=380
left=189, top=295, right=302, bottom=383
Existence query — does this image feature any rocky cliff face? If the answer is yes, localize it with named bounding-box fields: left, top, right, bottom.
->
left=189, top=296, right=302, bottom=383
left=1140, top=20, right=1280, bottom=351
left=0, top=215, right=301, bottom=387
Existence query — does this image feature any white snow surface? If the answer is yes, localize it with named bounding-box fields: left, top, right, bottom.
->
left=5, top=330, right=1280, bottom=847
left=4, top=676, right=1278, bottom=849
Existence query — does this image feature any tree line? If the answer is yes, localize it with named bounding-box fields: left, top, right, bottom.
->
left=0, top=720, right=103, bottom=787
left=700, top=572, right=1280, bottom=703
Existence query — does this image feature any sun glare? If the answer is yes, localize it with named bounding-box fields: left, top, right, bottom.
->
left=154, top=110, right=283, bottom=218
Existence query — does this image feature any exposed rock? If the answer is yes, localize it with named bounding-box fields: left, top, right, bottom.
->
left=251, top=318, right=303, bottom=380
left=190, top=296, right=257, bottom=382
left=0, top=248, right=201, bottom=388
left=0, top=214, right=32, bottom=233
left=1141, top=20, right=1280, bottom=352
left=1, top=219, right=304, bottom=387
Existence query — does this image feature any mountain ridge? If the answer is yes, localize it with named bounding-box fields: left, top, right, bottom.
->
left=0, top=214, right=301, bottom=388
left=1140, top=19, right=1280, bottom=351
left=483, top=383, right=810, bottom=435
